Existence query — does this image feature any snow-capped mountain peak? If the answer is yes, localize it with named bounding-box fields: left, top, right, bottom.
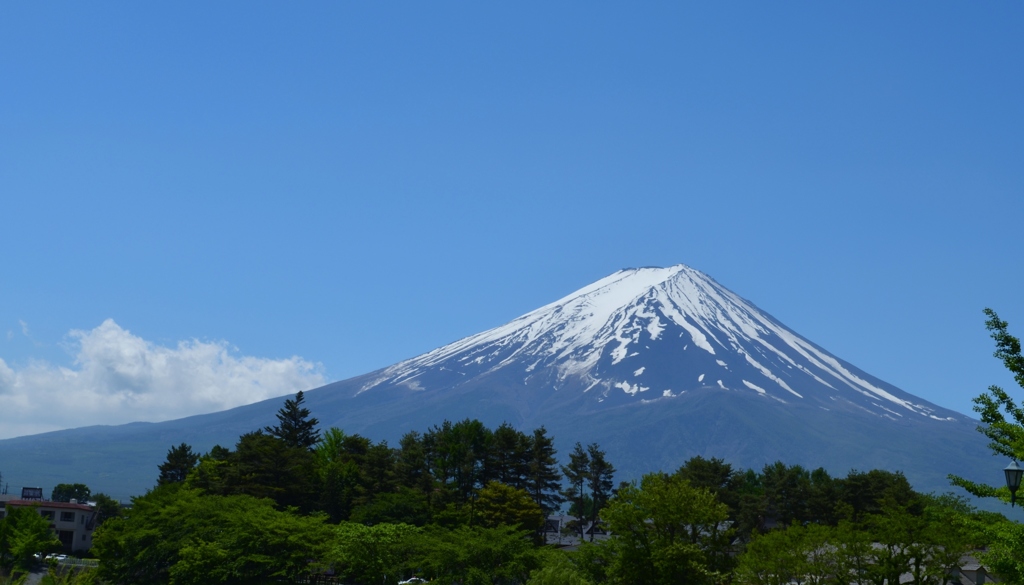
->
left=360, top=264, right=952, bottom=422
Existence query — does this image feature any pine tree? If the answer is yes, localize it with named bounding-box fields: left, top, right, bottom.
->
left=560, top=442, right=590, bottom=540
left=492, top=423, right=531, bottom=490
left=424, top=419, right=494, bottom=505
left=525, top=427, right=563, bottom=515
left=264, top=390, right=321, bottom=450
left=157, top=442, right=199, bottom=485
left=586, top=442, right=615, bottom=542
left=229, top=431, right=318, bottom=512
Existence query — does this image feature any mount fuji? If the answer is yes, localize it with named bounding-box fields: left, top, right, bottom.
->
left=356, top=265, right=947, bottom=419
left=0, top=265, right=996, bottom=499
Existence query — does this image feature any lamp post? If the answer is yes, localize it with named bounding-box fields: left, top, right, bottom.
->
left=1005, top=461, right=1024, bottom=507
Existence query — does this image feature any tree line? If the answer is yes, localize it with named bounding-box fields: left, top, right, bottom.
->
left=156, top=392, right=581, bottom=531
left=30, top=391, right=997, bottom=584
left=1, top=391, right=1017, bottom=585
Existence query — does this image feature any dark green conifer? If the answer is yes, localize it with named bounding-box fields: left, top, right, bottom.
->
left=525, top=427, right=563, bottom=515
left=586, top=443, right=615, bottom=541
left=157, top=442, right=199, bottom=485
left=264, top=390, right=321, bottom=450
left=560, top=442, right=590, bottom=540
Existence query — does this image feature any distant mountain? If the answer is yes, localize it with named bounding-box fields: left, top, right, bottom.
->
left=0, top=265, right=999, bottom=500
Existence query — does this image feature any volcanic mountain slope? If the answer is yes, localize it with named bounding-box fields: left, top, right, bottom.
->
left=0, top=265, right=997, bottom=499
left=354, top=265, right=948, bottom=419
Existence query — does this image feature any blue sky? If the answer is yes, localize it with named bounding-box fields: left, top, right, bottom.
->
left=1, top=2, right=1022, bottom=438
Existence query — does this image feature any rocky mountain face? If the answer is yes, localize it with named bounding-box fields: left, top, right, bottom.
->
left=0, top=265, right=997, bottom=499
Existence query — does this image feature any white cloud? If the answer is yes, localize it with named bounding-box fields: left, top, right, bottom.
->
left=0, top=319, right=326, bottom=439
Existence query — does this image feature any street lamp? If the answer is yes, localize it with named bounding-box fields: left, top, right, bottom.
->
left=1005, top=461, right=1024, bottom=507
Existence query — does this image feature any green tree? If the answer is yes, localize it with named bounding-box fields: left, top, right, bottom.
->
left=314, top=427, right=394, bottom=521
left=363, top=440, right=399, bottom=498
left=396, top=430, right=435, bottom=499
left=918, top=495, right=988, bottom=585
left=314, top=427, right=358, bottom=522
left=0, top=505, right=62, bottom=571
left=184, top=444, right=232, bottom=494
left=264, top=390, right=321, bottom=450
left=760, top=461, right=811, bottom=526
left=492, top=423, right=531, bottom=490
left=475, top=481, right=545, bottom=534
left=586, top=444, right=615, bottom=542
left=157, top=443, right=199, bottom=485
left=806, top=467, right=840, bottom=526
left=950, top=308, right=1024, bottom=501
left=735, top=523, right=814, bottom=585
left=185, top=433, right=317, bottom=512
left=224, top=431, right=317, bottom=511
left=736, top=494, right=987, bottom=585
left=350, top=488, right=431, bottom=526
left=329, top=522, right=421, bottom=585
left=730, top=468, right=768, bottom=540
left=527, top=552, right=593, bottom=585
left=736, top=522, right=841, bottom=585
left=599, top=473, right=731, bottom=585
left=676, top=456, right=770, bottom=538
left=92, top=485, right=330, bottom=585
left=876, top=494, right=988, bottom=585
left=674, top=456, right=735, bottom=502
left=831, top=521, right=875, bottom=585
left=411, top=524, right=545, bottom=585
left=50, top=483, right=91, bottom=503
left=525, top=427, right=563, bottom=515
left=838, top=469, right=918, bottom=522
left=91, top=493, right=123, bottom=526
left=560, top=443, right=589, bottom=540
left=425, top=419, right=495, bottom=506
left=983, top=520, right=1024, bottom=584
left=947, top=309, right=1024, bottom=581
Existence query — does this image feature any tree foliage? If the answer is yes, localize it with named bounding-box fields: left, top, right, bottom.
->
left=599, top=473, right=731, bottom=585
left=984, top=519, right=1024, bottom=585
left=65, top=411, right=1011, bottom=584
left=411, top=524, right=546, bottom=585
left=264, top=390, right=321, bottom=450
left=943, top=308, right=1024, bottom=582
left=526, top=553, right=594, bottom=585
left=50, top=483, right=91, bottom=504
left=0, top=505, right=62, bottom=571
left=735, top=495, right=988, bottom=585
left=585, top=444, right=615, bottom=542
left=91, top=492, right=123, bottom=526
left=158, top=443, right=199, bottom=485
left=475, top=481, right=545, bottom=534
left=329, top=522, right=421, bottom=585
left=560, top=442, right=593, bottom=540
left=92, top=485, right=330, bottom=585
left=951, top=309, right=1024, bottom=502
left=185, top=431, right=317, bottom=512
left=526, top=427, right=564, bottom=515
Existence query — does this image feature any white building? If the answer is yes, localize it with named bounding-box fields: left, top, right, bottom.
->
left=1, top=497, right=98, bottom=553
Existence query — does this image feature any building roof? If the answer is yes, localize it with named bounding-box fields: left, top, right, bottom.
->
left=6, top=499, right=94, bottom=511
